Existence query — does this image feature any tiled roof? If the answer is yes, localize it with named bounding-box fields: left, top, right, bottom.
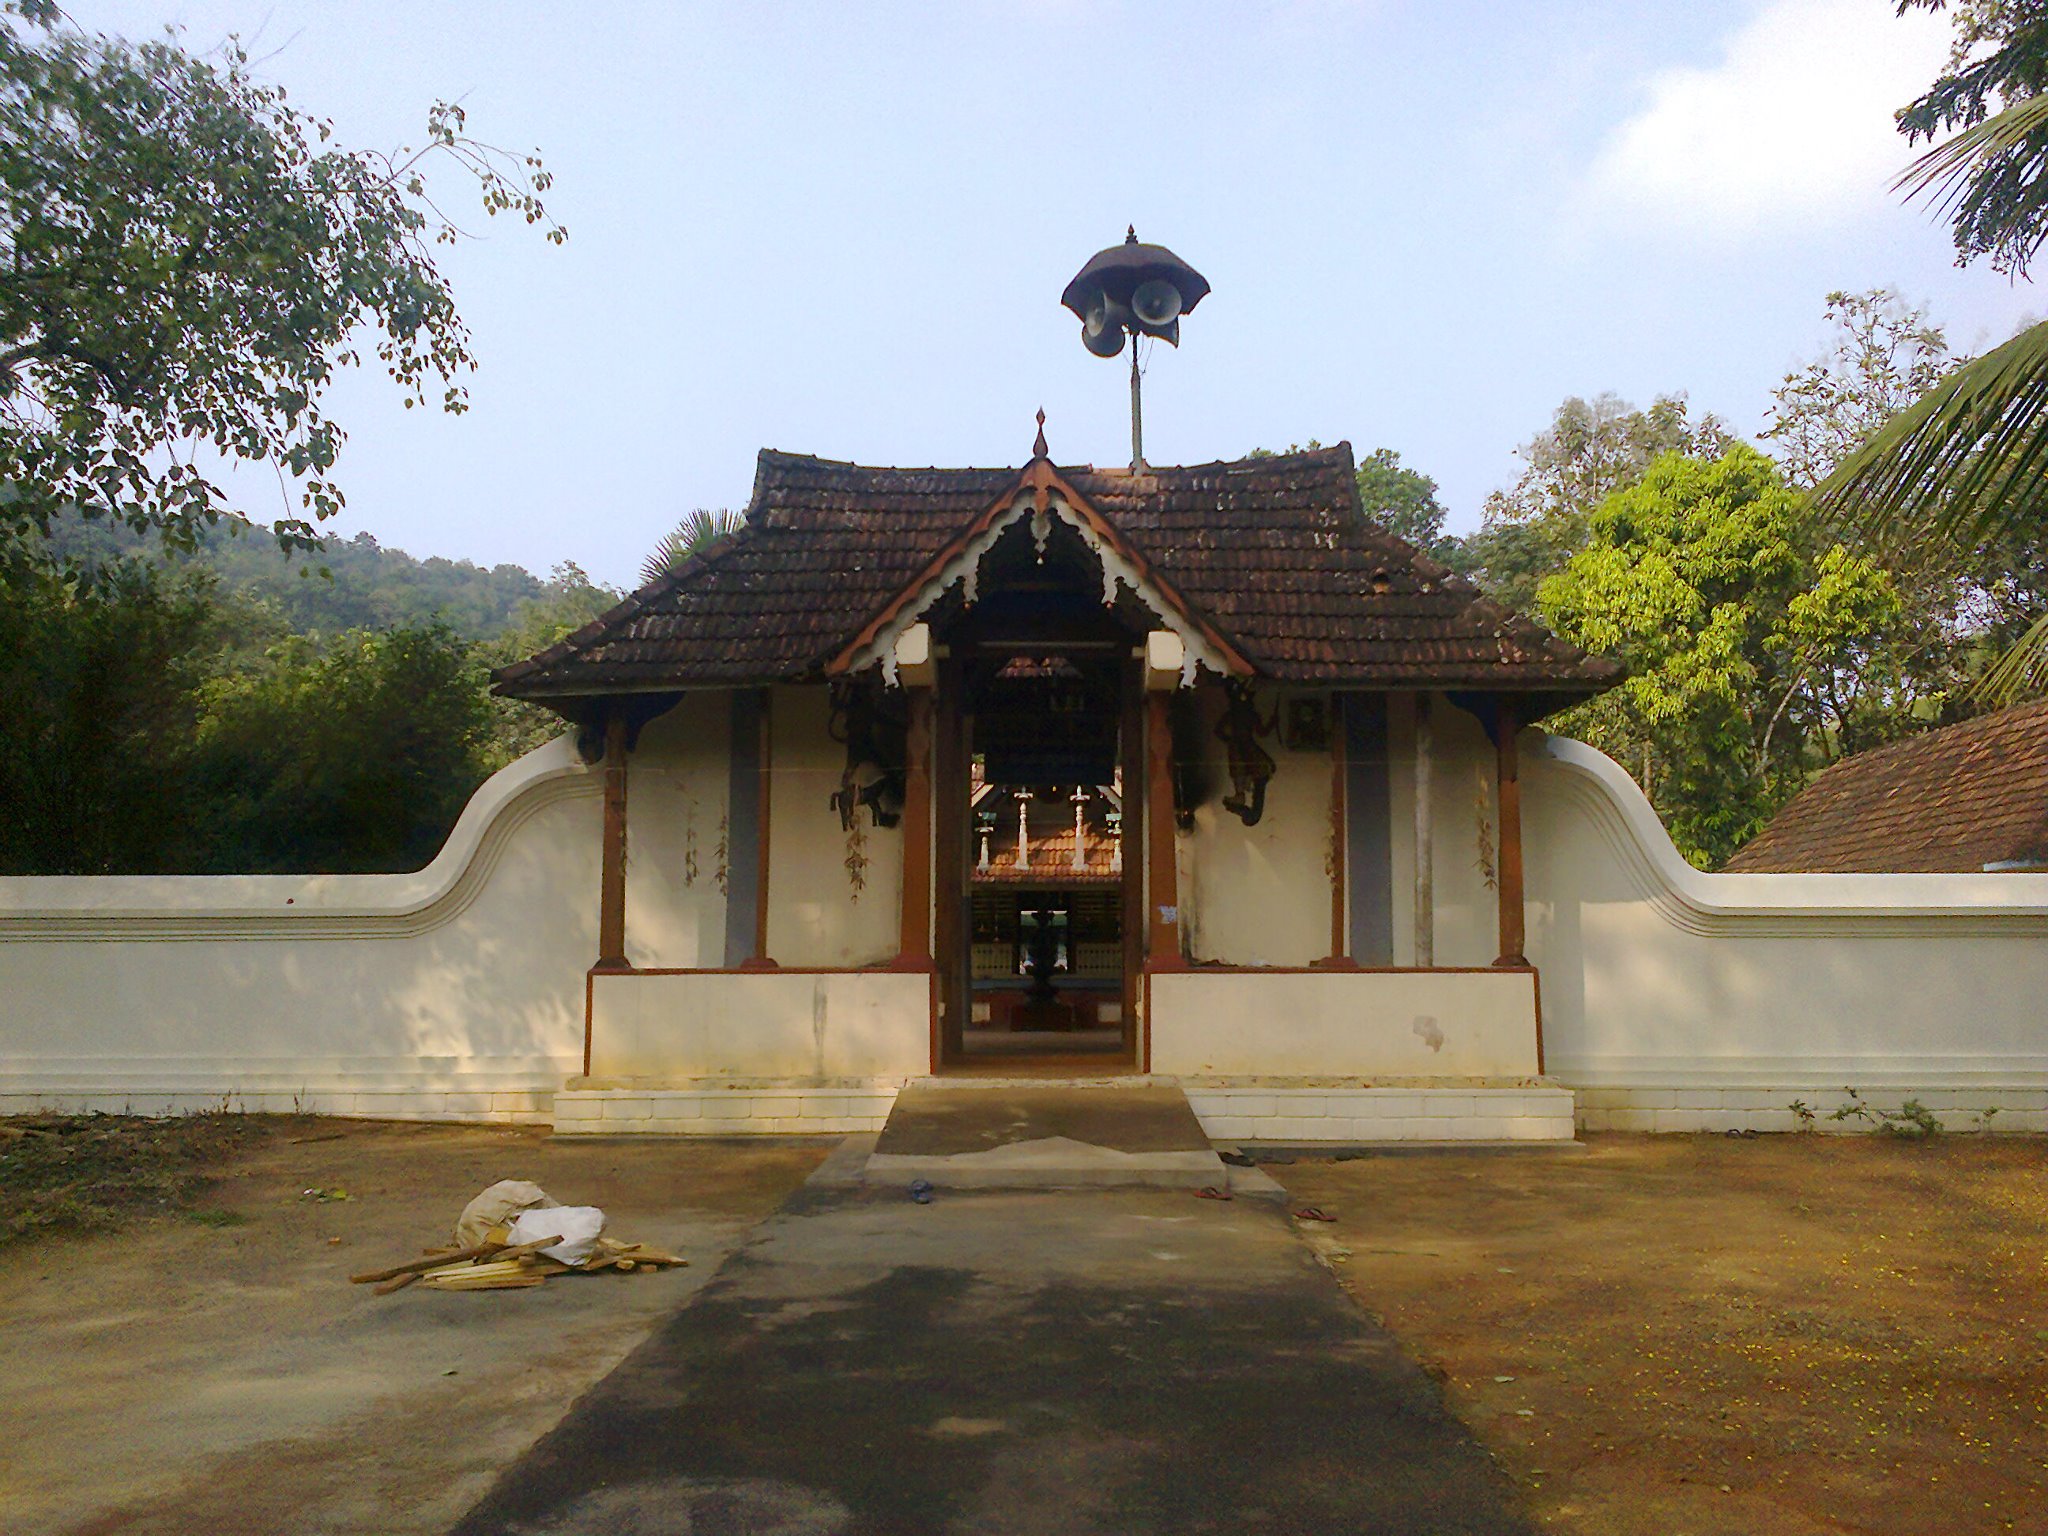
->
left=1726, top=701, right=2048, bottom=873
left=975, top=823, right=1122, bottom=884
left=493, top=444, right=1620, bottom=702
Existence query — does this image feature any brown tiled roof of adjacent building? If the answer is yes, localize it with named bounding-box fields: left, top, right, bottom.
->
left=975, top=824, right=1122, bottom=884
left=493, top=444, right=1620, bottom=706
left=1725, top=700, right=2048, bottom=873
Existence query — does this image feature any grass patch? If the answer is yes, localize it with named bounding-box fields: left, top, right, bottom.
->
left=1, top=1112, right=263, bottom=1247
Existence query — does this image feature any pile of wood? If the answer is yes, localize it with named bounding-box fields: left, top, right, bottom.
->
left=350, top=1231, right=687, bottom=1295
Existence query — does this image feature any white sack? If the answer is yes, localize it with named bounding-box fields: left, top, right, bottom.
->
left=454, top=1179, right=560, bottom=1248
left=506, top=1204, right=607, bottom=1268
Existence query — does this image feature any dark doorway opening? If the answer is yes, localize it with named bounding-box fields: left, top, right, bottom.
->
left=928, top=517, right=1150, bottom=1072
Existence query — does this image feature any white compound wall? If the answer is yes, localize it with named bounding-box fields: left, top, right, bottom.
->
left=2, top=710, right=2045, bottom=1136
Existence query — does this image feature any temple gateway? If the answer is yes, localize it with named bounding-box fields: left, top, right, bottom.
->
left=492, top=435, right=1621, bottom=1138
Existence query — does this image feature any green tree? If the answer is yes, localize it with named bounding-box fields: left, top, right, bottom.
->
left=1822, top=3, right=2048, bottom=695
left=1539, top=446, right=1899, bottom=867
left=1895, top=0, right=2048, bottom=276
left=187, top=624, right=496, bottom=872
left=1246, top=441, right=1450, bottom=552
left=482, top=562, right=621, bottom=764
left=1765, top=289, right=1952, bottom=489
left=1353, top=447, right=1448, bottom=549
left=0, top=563, right=225, bottom=873
left=1769, top=287, right=2048, bottom=742
left=0, top=2, right=562, bottom=571
left=1452, top=393, right=1734, bottom=612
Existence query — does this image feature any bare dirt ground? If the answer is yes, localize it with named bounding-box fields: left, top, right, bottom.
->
left=1276, top=1133, right=2048, bottom=1536
left=0, top=1117, right=827, bottom=1536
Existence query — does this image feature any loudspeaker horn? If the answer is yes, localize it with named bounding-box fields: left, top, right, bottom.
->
left=1131, top=278, right=1183, bottom=328
left=1083, top=321, right=1126, bottom=358
left=1083, top=290, right=1132, bottom=357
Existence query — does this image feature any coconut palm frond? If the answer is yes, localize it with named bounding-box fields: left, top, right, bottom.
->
left=1973, top=609, right=2048, bottom=708
left=1895, top=92, right=2048, bottom=276
left=639, top=507, right=745, bottom=587
left=1817, top=318, right=2048, bottom=545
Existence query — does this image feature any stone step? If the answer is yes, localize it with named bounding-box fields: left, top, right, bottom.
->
left=860, top=1078, right=1229, bottom=1190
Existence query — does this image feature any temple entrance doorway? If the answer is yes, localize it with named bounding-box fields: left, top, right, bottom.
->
left=927, top=520, right=1149, bottom=1072
left=963, top=760, right=1127, bottom=1062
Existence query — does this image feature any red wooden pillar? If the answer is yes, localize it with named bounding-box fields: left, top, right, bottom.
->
left=1318, top=695, right=1351, bottom=966
left=596, top=709, right=630, bottom=971
left=894, top=687, right=934, bottom=969
left=1145, top=692, right=1182, bottom=969
left=1494, top=699, right=1528, bottom=967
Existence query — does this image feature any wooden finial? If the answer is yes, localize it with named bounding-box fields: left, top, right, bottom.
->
left=1032, top=408, right=1048, bottom=460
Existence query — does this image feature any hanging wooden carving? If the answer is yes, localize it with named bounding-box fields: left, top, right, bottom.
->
left=827, top=680, right=907, bottom=830
left=1216, top=679, right=1278, bottom=827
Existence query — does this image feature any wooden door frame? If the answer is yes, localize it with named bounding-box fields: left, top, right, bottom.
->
left=931, top=644, right=1143, bottom=1076
left=932, top=651, right=970, bottom=1070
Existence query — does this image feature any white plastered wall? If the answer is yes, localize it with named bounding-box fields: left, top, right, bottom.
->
left=1357, top=690, right=1501, bottom=969
left=588, top=969, right=929, bottom=1080
left=0, top=736, right=604, bottom=1121
left=1152, top=969, right=1539, bottom=1077
left=6, top=702, right=2047, bottom=1135
left=764, top=684, right=903, bottom=968
left=623, top=693, right=731, bottom=969
left=1524, top=735, right=2048, bottom=1131
left=1417, top=698, right=1502, bottom=969
left=1183, top=685, right=1335, bottom=968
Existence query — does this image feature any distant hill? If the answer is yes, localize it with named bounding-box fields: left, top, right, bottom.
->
left=44, top=514, right=591, bottom=642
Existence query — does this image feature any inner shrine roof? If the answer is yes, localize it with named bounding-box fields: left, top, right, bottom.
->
left=491, top=443, right=1621, bottom=707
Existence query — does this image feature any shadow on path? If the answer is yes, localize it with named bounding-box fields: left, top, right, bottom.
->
left=448, top=1184, right=1534, bottom=1535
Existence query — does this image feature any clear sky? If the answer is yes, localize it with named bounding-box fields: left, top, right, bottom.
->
left=68, top=0, right=2046, bottom=589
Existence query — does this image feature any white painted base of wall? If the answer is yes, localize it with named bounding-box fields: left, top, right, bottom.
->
left=0, top=1055, right=575, bottom=1124
left=551, top=1077, right=911, bottom=1135
left=549, top=1075, right=1581, bottom=1142
left=1182, top=1079, right=1577, bottom=1143
left=1573, top=1085, right=2047, bottom=1134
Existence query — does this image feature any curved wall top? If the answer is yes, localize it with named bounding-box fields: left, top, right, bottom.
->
left=1529, top=735, right=2048, bottom=933
left=0, top=735, right=597, bottom=938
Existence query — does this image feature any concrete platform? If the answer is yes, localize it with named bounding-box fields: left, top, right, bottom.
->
left=861, top=1079, right=1231, bottom=1190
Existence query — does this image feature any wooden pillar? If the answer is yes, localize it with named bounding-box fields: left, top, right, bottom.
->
left=932, top=657, right=969, bottom=1064
left=1319, top=693, right=1350, bottom=966
left=1345, top=694, right=1394, bottom=965
left=1119, top=660, right=1145, bottom=1055
left=894, top=687, right=933, bottom=969
left=1145, top=691, right=1182, bottom=969
left=1413, top=691, right=1434, bottom=968
left=722, top=691, right=763, bottom=967
left=596, top=709, right=630, bottom=971
left=741, top=689, right=777, bottom=968
left=1494, top=699, right=1528, bottom=967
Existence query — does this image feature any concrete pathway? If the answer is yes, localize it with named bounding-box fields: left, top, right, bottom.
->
left=447, top=1175, right=1535, bottom=1535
